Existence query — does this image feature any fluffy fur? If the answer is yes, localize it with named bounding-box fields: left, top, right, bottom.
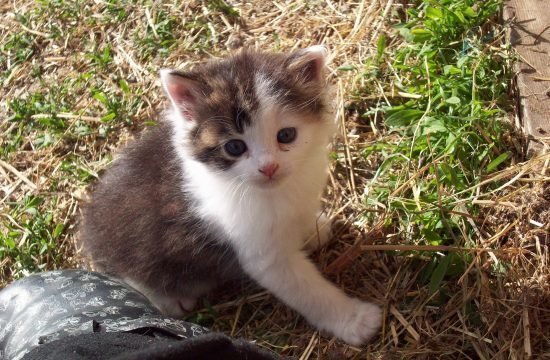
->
left=80, top=46, right=382, bottom=345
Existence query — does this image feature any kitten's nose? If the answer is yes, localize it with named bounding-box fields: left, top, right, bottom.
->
left=259, top=163, right=279, bottom=179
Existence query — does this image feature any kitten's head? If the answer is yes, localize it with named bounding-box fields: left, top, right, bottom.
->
left=161, top=46, right=334, bottom=189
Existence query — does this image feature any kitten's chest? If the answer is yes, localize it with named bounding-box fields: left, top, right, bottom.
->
left=182, top=160, right=323, bottom=244
left=212, top=190, right=315, bottom=241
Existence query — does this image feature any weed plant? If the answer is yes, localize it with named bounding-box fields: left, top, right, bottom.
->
left=359, top=0, right=513, bottom=293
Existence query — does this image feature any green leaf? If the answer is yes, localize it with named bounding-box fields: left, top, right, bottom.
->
left=420, top=258, right=438, bottom=284
left=443, top=65, right=461, bottom=75
left=411, top=28, right=432, bottom=42
left=477, top=144, right=492, bottom=163
left=337, top=65, right=355, bottom=71
left=440, top=163, right=459, bottom=187
left=4, top=237, right=16, bottom=249
left=119, top=79, right=130, bottom=94
left=40, top=243, right=49, bottom=254
left=385, top=109, right=424, bottom=127
left=398, top=27, right=413, bottom=42
left=445, top=253, right=467, bottom=277
left=25, top=207, right=38, bottom=216
left=376, top=155, right=400, bottom=176
left=207, top=0, right=239, bottom=18
left=445, top=96, right=461, bottom=104
left=429, top=255, right=451, bottom=294
left=102, top=46, right=111, bottom=61
left=453, top=10, right=467, bottom=24
left=93, top=92, right=109, bottom=106
left=457, top=55, right=469, bottom=69
left=425, top=6, right=443, bottom=20
left=101, top=112, right=116, bottom=122
left=75, top=123, right=91, bottom=136
left=463, top=7, right=477, bottom=18
left=422, top=118, right=447, bottom=133
left=422, top=229, right=442, bottom=245
left=53, top=223, right=64, bottom=238
left=446, top=132, right=456, bottom=152
left=486, top=152, right=511, bottom=172
left=376, top=34, right=386, bottom=61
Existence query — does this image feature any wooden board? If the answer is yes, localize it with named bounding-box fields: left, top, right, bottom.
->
left=504, top=0, right=550, bottom=155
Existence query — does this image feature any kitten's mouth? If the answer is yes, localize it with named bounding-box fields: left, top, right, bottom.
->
left=255, top=175, right=285, bottom=189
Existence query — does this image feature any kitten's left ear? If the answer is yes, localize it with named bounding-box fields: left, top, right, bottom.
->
left=286, top=45, right=328, bottom=83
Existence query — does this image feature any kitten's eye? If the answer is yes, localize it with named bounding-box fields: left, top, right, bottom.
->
left=277, top=127, right=297, bottom=144
left=224, top=139, right=247, bottom=157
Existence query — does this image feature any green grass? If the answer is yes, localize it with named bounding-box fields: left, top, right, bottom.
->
left=1, top=196, right=65, bottom=279
left=357, top=0, right=513, bottom=295
left=135, top=9, right=178, bottom=61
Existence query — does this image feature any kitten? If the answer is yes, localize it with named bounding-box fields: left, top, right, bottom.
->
left=79, top=46, right=382, bottom=345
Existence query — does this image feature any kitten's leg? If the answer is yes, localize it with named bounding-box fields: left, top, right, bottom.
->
left=239, top=249, right=382, bottom=345
left=303, top=213, right=334, bottom=253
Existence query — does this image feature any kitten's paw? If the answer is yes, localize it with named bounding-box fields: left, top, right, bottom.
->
left=149, top=294, right=197, bottom=317
left=150, top=296, right=185, bottom=318
left=338, top=301, right=382, bottom=346
left=304, top=213, right=334, bottom=252
left=178, top=297, right=198, bottom=311
left=124, top=278, right=198, bottom=317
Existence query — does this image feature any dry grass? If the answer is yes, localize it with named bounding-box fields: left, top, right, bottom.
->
left=1, top=0, right=548, bottom=359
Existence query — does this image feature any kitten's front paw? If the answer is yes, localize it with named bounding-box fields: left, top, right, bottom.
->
left=149, top=295, right=197, bottom=318
left=338, top=301, right=382, bottom=346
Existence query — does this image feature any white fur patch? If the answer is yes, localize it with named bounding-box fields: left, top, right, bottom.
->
left=254, top=73, right=278, bottom=110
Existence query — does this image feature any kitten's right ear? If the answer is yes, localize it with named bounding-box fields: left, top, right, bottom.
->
left=160, top=69, right=202, bottom=121
left=286, top=45, right=329, bottom=84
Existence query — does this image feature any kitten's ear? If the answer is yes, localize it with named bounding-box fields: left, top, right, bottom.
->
left=160, top=69, right=202, bottom=121
left=286, top=45, right=328, bottom=83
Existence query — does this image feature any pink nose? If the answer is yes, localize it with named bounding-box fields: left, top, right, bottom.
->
left=259, top=163, right=279, bottom=178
